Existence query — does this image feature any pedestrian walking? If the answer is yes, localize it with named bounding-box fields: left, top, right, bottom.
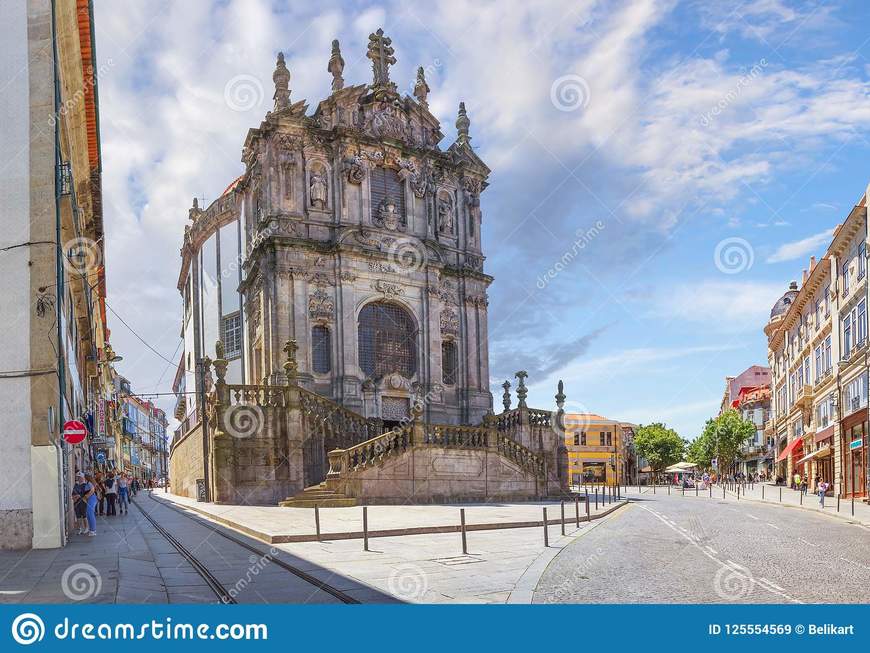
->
left=818, top=478, right=830, bottom=508
left=793, top=472, right=801, bottom=490
left=83, top=473, right=98, bottom=536
left=117, top=473, right=129, bottom=515
left=70, top=472, right=90, bottom=535
left=94, top=471, right=106, bottom=515
left=801, top=474, right=808, bottom=495
left=103, top=473, right=117, bottom=516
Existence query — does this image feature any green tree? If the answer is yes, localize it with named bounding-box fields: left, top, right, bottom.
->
left=634, top=423, right=685, bottom=478
left=695, top=409, right=757, bottom=475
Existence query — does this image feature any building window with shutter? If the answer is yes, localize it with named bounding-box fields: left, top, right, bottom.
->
left=312, top=326, right=331, bottom=373
left=441, top=340, right=457, bottom=385
left=358, top=301, right=417, bottom=378
left=221, top=312, right=242, bottom=359
left=369, top=166, right=405, bottom=227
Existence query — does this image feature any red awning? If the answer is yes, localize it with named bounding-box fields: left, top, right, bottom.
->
left=776, top=437, right=804, bottom=462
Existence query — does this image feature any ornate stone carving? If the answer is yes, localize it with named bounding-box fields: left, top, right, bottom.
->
left=366, top=28, right=396, bottom=88
left=368, top=260, right=397, bottom=274
left=308, top=271, right=334, bottom=286
left=308, top=288, right=334, bottom=322
left=354, top=229, right=383, bottom=250
left=344, top=155, right=365, bottom=184
left=374, top=197, right=403, bottom=231
left=372, top=279, right=403, bottom=296
left=366, top=100, right=408, bottom=141
left=465, top=293, right=489, bottom=308
left=274, top=132, right=302, bottom=153
left=340, top=271, right=358, bottom=282
left=464, top=254, right=483, bottom=272
left=411, top=162, right=432, bottom=199
left=440, top=304, right=459, bottom=336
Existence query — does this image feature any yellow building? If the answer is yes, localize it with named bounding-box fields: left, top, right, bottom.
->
left=563, top=413, right=633, bottom=486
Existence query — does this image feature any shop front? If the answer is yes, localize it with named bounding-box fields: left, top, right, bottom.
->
left=777, top=436, right=803, bottom=483
left=840, top=411, right=867, bottom=499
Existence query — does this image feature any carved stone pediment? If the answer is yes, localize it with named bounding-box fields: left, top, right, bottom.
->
left=308, top=288, right=334, bottom=322
left=372, top=279, right=403, bottom=296
left=440, top=304, right=459, bottom=336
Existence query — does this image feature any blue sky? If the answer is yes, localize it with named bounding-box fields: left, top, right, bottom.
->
left=94, top=0, right=870, bottom=439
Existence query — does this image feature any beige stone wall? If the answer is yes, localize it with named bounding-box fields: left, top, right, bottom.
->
left=342, top=446, right=542, bottom=504
left=170, top=424, right=204, bottom=499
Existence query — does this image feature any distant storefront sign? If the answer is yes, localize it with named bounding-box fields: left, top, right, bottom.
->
left=850, top=438, right=863, bottom=451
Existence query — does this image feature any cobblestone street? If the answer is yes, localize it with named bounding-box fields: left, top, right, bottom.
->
left=534, top=490, right=870, bottom=604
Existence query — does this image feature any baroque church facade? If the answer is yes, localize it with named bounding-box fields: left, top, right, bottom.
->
left=177, top=30, right=493, bottom=430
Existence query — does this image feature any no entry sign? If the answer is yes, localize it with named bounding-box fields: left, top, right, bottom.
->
left=62, top=420, right=88, bottom=445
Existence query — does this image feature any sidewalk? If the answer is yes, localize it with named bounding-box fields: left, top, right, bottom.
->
left=722, top=482, right=870, bottom=526
left=0, top=497, right=216, bottom=604
left=160, top=491, right=627, bottom=543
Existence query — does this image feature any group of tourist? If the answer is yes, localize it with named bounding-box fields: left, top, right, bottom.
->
left=790, top=472, right=831, bottom=505
left=70, top=471, right=144, bottom=537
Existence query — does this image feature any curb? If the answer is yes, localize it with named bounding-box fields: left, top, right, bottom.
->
left=711, top=486, right=870, bottom=529
left=154, top=494, right=630, bottom=545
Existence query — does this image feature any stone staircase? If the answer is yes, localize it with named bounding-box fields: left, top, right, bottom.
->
left=279, top=482, right=357, bottom=508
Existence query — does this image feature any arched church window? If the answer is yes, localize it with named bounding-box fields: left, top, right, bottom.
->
left=312, top=325, right=331, bottom=373
left=358, top=302, right=417, bottom=378
left=442, top=340, right=457, bottom=385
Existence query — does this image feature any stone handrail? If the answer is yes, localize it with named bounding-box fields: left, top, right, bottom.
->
left=424, top=424, right=489, bottom=448
left=297, top=386, right=383, bottom=446
left=496, top=432, right=545, bottom=477
left=495, top=409, right=521, bottom=433
left=328, top=425, right=414, bottom=477
left=528, top=408, right=552, bottom=427
left=224, top=384, right=288, bottom=408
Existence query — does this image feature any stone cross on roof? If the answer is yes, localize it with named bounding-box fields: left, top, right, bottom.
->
left=366, top=28, right=396, bottom=88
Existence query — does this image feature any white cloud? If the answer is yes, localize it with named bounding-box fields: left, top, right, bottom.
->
left=766, top=228, right=835, bottom=263
left=652, top=280, right=785, bottom=332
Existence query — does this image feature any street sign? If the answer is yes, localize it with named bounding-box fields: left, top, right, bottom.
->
left=711, top=457, right=718, bottom=470
left=62, top=420, right=87, bottom=445
left=96, top=451, right=106, bottom=465
left=850, top=438, right=863, bottom=451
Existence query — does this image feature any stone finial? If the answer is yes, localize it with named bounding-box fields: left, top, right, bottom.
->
left=455, top=102, right=471, bottom=145
left=366, top=28, right=396, bottom=88
left=555, top=379, right=566, bottom=411
left=273, top=52, right=291, bottom=111
left=328, top=39, right=345, bottom=92
left=188, top=197, right=202, bottom=221
left=515, top=370, right=528, bottom=408
left=501, top=380, right=512, bottom=411
left=212, top=341, right=228, bottom=385
left=283, top=339, right=299, bottom=383
left=413, top=66, right=430, bottom=106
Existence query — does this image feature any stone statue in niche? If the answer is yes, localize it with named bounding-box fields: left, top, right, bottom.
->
left=438, top=193, right=455, bottom=235
left=309, top=166, right=328, bottom=209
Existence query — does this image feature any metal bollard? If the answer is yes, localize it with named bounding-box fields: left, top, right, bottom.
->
left=543, top=507, right=549, bottom=547
left=799, top=491, right=802, bottom=506
left=852, top=497, right=855, bottom=517
left=762, top=485, right=764, bottom=500
left=363, top=506, right=369, bottom=552
left=737, top=486, right=740, bottom=501
left=561, top=501, right=566, bottom=536
left=779, top=487, right=782, bottom=502
left=314, top=504, right=321, bottom=541
left=460, top=508, right=468, bottom=554
left=585, top=495, right=591, bottom=522
left=595, top=489, right=598, bottom=510
left=668, top=484, right=671, bottom=495
left=723, top=486, right=725, bottom=499
left=695, top=484, right=698, bottom=497
left=837, top=494, right=841, bottom=512
left=575, top=496, right=580, bottom=528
